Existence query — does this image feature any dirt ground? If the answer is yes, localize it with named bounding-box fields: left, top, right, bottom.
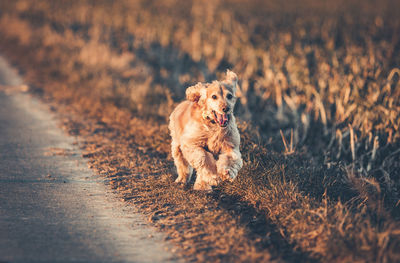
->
left=0, top=88, right=177, bottom=263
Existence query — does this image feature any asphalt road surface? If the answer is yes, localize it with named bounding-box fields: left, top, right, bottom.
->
left=0, top=56, right=177, bottom=263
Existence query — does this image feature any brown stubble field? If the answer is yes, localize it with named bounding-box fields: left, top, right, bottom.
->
left=0, top=0, right=399, bottom=262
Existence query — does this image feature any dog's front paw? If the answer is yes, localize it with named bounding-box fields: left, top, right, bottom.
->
left=175, top=176, right=186, bottom=184
left=218, top=169, right=231, bottom=182
left=175, top=178, right=188, bottom=188
left=219, top=168, right=237, bottom=182
left=193, top=180, right=212, bottom=191
left=205, top=174, right=220, bottom=186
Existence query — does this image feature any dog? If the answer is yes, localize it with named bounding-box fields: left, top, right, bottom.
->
left=168, top=70, right=243, bottom=190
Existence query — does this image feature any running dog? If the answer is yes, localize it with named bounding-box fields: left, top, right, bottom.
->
left=169, top=70, right=243, bottom=190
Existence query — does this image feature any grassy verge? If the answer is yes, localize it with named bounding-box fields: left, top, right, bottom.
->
left=1, top=0, right=399, bottom=262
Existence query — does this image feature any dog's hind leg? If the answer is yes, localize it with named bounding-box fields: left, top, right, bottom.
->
left=171, top=143, right=193, bottom=184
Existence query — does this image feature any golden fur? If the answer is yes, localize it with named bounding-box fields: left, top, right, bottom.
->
left=169, top=70, right=243, bottom=190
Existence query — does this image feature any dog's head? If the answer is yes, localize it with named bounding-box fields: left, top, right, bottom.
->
left=186, top=70, right=238, bottom=127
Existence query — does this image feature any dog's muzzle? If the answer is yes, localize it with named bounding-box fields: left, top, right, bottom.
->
left=212, top=111, right=229, bottom=127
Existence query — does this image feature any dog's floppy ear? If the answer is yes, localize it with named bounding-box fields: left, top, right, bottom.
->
left=225, top=70, right=238, bottom=93
left=186, top=82, right=206, bottom=103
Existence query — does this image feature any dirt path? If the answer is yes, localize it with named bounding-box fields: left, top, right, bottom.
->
left=0, top=56, right=178, bottom=263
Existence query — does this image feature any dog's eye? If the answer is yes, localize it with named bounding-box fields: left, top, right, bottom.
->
left=227, top=94, right=233, bottom=100
left=212, top=95, right=217, bottom=100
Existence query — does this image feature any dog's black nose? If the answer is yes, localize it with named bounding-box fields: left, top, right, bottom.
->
left=222, top=107, right=230, bottom=113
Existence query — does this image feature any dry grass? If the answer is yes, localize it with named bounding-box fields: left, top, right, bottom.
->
left=1, top=0, right=400, bottom=262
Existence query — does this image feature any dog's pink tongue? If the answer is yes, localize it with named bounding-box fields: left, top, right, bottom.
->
left=217, top=113, right=228, bottom=126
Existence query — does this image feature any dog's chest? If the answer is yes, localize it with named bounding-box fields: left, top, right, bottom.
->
left=205, top=130, right=226, bottom=155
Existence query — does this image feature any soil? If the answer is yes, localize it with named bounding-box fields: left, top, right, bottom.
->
left=0, top=57, right=178, bottom=263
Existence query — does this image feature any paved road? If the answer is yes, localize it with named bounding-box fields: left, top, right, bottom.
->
left=0, top=57, right=176, bottom=263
